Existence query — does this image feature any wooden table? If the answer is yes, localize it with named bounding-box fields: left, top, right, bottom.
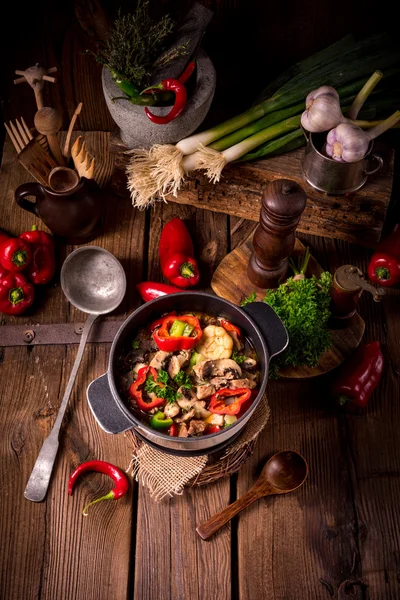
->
left=1, top=7, right=400, bottom=600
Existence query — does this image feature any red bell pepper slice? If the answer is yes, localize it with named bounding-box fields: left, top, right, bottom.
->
left=20, top=225, right=56, bottom=285
left=129, top=366, right=166, bottom=412
left=136, top=281, right=181, bottom=302
left=332, top=341, right=384, bottom=409
left=0, top=272, right=35, bottom=315
left=220, top=319, right=241, bottom=338
left=169, top=423, right=178, bottom=437
left=0, top=234, right=32, bottom=273
left=209, top=388, right=252, bottom=416
left=149, top=311, right=177, bottom=332
left=153, top=315, right=202, bottom=351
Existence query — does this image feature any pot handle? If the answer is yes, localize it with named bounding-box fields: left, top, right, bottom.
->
left=365, top=154, right=383, bottom=176
left=87, top=373, right=133, bottom=434
left=15, top=182, right=44, bottom=216
left=242, top=302, right=289, bottom=358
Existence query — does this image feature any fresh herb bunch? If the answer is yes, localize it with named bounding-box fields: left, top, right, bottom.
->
left=94, top=2, right=176, bottom=88
left=144, top=370, right=177, bottom=403
left=265, top=270, right=333, bottom=376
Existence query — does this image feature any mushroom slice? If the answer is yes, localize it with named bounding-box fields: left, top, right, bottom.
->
left=177, top=350, right=191, bottom=368
left=229, top=379, right=257, bottom=390
left=196, top=383, right=216, bottom=400
left=149, top=351, right=171, bottom=370
left=210, top=377, right=228, bottom=389
left=193, top=358, right=242, bottom=381
left=242, top=357, right=257, bottom=370
left=188, top=420, right=207, bottom=436
left=176, top=387, right=198, bottom=410
left=193, top=401, right=212, bottom=419
left=164, top=402, right=181, bottom=418
left=176, top=408, right=195, bottom=423
left=167, top=356, right=181, bottom=379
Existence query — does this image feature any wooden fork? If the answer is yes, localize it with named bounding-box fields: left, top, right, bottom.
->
left=5, top=117, right=57, bottom=186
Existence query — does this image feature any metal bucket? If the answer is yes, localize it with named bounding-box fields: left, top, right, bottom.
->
left=301, top=131, right=383, bottom=195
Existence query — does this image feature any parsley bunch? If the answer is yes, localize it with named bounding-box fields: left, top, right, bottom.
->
left=143, top=368, right=193, bottom=403
left=265, top=271, right=332, bottom=376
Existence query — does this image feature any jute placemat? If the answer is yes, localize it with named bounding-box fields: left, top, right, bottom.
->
left=125, top=394, right=270, bottom=502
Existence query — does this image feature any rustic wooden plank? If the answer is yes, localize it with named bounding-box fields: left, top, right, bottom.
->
left=111, top=142, right=394, bottom=248
left=133, top=201, right=231, bottom=600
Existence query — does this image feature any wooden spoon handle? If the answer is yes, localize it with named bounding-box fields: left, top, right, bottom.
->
left=196, top=481, right=271, bottom=540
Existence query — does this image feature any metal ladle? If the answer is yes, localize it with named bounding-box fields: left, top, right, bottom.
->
left=24, top=246, right=126, bottom=502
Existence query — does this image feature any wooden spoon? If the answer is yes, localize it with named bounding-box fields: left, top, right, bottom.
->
left=196, top=450, right=308, bottom=540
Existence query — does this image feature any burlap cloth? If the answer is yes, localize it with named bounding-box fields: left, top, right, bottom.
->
left=125, top=394, right=270, bottom=502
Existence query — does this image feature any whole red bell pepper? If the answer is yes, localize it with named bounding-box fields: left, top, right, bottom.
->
left=136, top=281, right=182, bottom=302
left=129, top=366, right=166, bottom=412
left=159, top=218, right=200, bottom=288
left=332, top=341, right=384, bottom=409
left=0, top=231, right=32, bottom=273
left=367, top=223, right=400, bottom=287
left=0, top=272, right=34, bottom=315
left=209, top=388, right=252, bottom=416
left=153, top=314, right=202, bottom=351
left=19, top=225, right=56, bottom=285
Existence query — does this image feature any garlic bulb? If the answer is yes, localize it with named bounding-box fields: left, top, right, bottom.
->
left=301, top=86, right=346, bottom=133
left=326, top=110, right=400, bottom=163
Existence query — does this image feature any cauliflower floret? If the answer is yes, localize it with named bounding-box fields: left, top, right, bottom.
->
left=195, top=325, right=233, bottom=360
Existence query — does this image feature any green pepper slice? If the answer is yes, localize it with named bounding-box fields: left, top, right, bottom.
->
left=149, top=411, right=174, bottom=430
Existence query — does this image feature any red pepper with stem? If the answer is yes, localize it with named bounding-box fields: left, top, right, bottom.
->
left=20, top=225, right=56, bottom=285
left=153, top=314, right=202, bottom=351
left=0, top=231, right=32, bottom=272
left=143, top=78, right=187, bottom=125
left=68, top=460, right=129, bottom=516
left=209, top=388, right=252, bottom=416
left=129, top=366, right=166, bottom=412
left=368, top=223, right=400, bottom=287
left=159, top=218, right=200, bottom=288
left=331, top=341, right=384, bottom=410
left=136, top=281, right=181, bottom=302
left=0, top=272, right=34, bottom=315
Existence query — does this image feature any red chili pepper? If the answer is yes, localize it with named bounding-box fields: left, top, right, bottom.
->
left=0, top=233, right=32, bottom=272
left=0, top=272, right=34, bottom=315
left=209, top=388, right=252, bottom=416
left=332, top=341, right=384, bottom=409
left=136, top=281, right=182, bottom=302
left=19, top=225, right=56, bottom=285
left=367, top=224, right=400, bottom=287
left=206, top=425, right=221, bottom=434
left=153, top=314, right=202, bottom=351
left=129, top=366, right=166, bottom=412
left=179, top=60, right=196, bottom=84
left=144, top=78, right=187, bottom=124
left=68, top=460, right=129, bottom=516
left=169, top=423, right=178, bottom=437
left=220, top=319, right=241, bottom=338
left=159, top=218, right=200, bottom=288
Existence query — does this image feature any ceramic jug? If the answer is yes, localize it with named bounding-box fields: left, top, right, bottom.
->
left=15, top=177, right=104, bottom=244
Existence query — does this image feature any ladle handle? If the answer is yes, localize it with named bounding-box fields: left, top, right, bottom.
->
left=24, top=313, right=97, bottom=502
left=196, top=480, right=272, bottom=540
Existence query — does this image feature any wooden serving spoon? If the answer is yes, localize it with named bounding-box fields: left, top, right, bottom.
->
left=196, top=450, right=308, bottom=540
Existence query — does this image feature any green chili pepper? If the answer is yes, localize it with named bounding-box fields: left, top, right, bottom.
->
left=149, top=411, right=174, bottom=430
left=110, top=69, right=141, bottom=97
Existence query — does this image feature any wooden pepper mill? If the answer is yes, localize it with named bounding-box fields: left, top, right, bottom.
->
left=247, top=179, right=307, bottom=288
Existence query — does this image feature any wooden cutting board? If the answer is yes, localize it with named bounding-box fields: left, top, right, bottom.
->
left=211, top=237, right=365, bottom=379
left=109, top=134, right=394, bottom=247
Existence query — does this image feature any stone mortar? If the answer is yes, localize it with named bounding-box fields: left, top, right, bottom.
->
left=102, top=50, right=216, bottom=149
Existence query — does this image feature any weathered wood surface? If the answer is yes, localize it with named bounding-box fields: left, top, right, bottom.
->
left=211, top=236, right=366, bottom=378
left=111, top=141, right=395, bottom=248
left=1, top=3, right=400, bottom=600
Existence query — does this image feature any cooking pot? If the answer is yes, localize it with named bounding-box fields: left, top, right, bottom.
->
left=87, top=292, right=288, bottom=456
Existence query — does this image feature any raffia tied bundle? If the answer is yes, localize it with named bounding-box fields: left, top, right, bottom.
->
left=126, top=394, right=270, bottom=502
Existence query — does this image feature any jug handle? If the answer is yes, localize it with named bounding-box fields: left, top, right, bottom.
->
left=15, top=182, right=44, bottom=216
left=365, top=154, right=383, bottom=176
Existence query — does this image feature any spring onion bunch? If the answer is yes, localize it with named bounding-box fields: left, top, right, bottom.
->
left=126, top=32, right=400, bottom=208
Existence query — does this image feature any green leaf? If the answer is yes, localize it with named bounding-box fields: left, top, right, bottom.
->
left=157, top=370, right=169, bottom=385
left=174, top=370, right=193, bottom=389
left=132, top=340, right=140, bottom=349
left=240, top=292, right=256, bottom=307
left=232, top=351, right=246, bottom=364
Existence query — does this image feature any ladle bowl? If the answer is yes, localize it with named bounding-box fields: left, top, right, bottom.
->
left=24, top=247, right=126, bottom=503
left=196, top=450, right=308, bottom=540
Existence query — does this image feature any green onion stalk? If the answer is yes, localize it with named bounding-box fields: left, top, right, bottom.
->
left=126, top=32, right=400, bottom=209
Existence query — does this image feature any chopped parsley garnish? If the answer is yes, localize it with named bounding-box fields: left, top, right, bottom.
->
left=144, top=374, right=177, bottom=403
left=240, top=292, right=256, bottom=307
left=131, top=340, right=140, bottom=349
left=157, top=369, right=169, bottom=385
left=232, top=350, right=246, bottom=364
left=174, top=370, right=193, bottom=389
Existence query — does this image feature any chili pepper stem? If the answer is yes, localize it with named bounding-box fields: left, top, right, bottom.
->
left=9, top=287, right=24, bottom=304
left=12, top=250, right=28, bottom=267
left=180, top=262, right=195, bottom=278
left=82, top=490, right=115, bottom=516
left=375, top=267, right=390, bottom=280
left=338, top=395, right=351, bottom=406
